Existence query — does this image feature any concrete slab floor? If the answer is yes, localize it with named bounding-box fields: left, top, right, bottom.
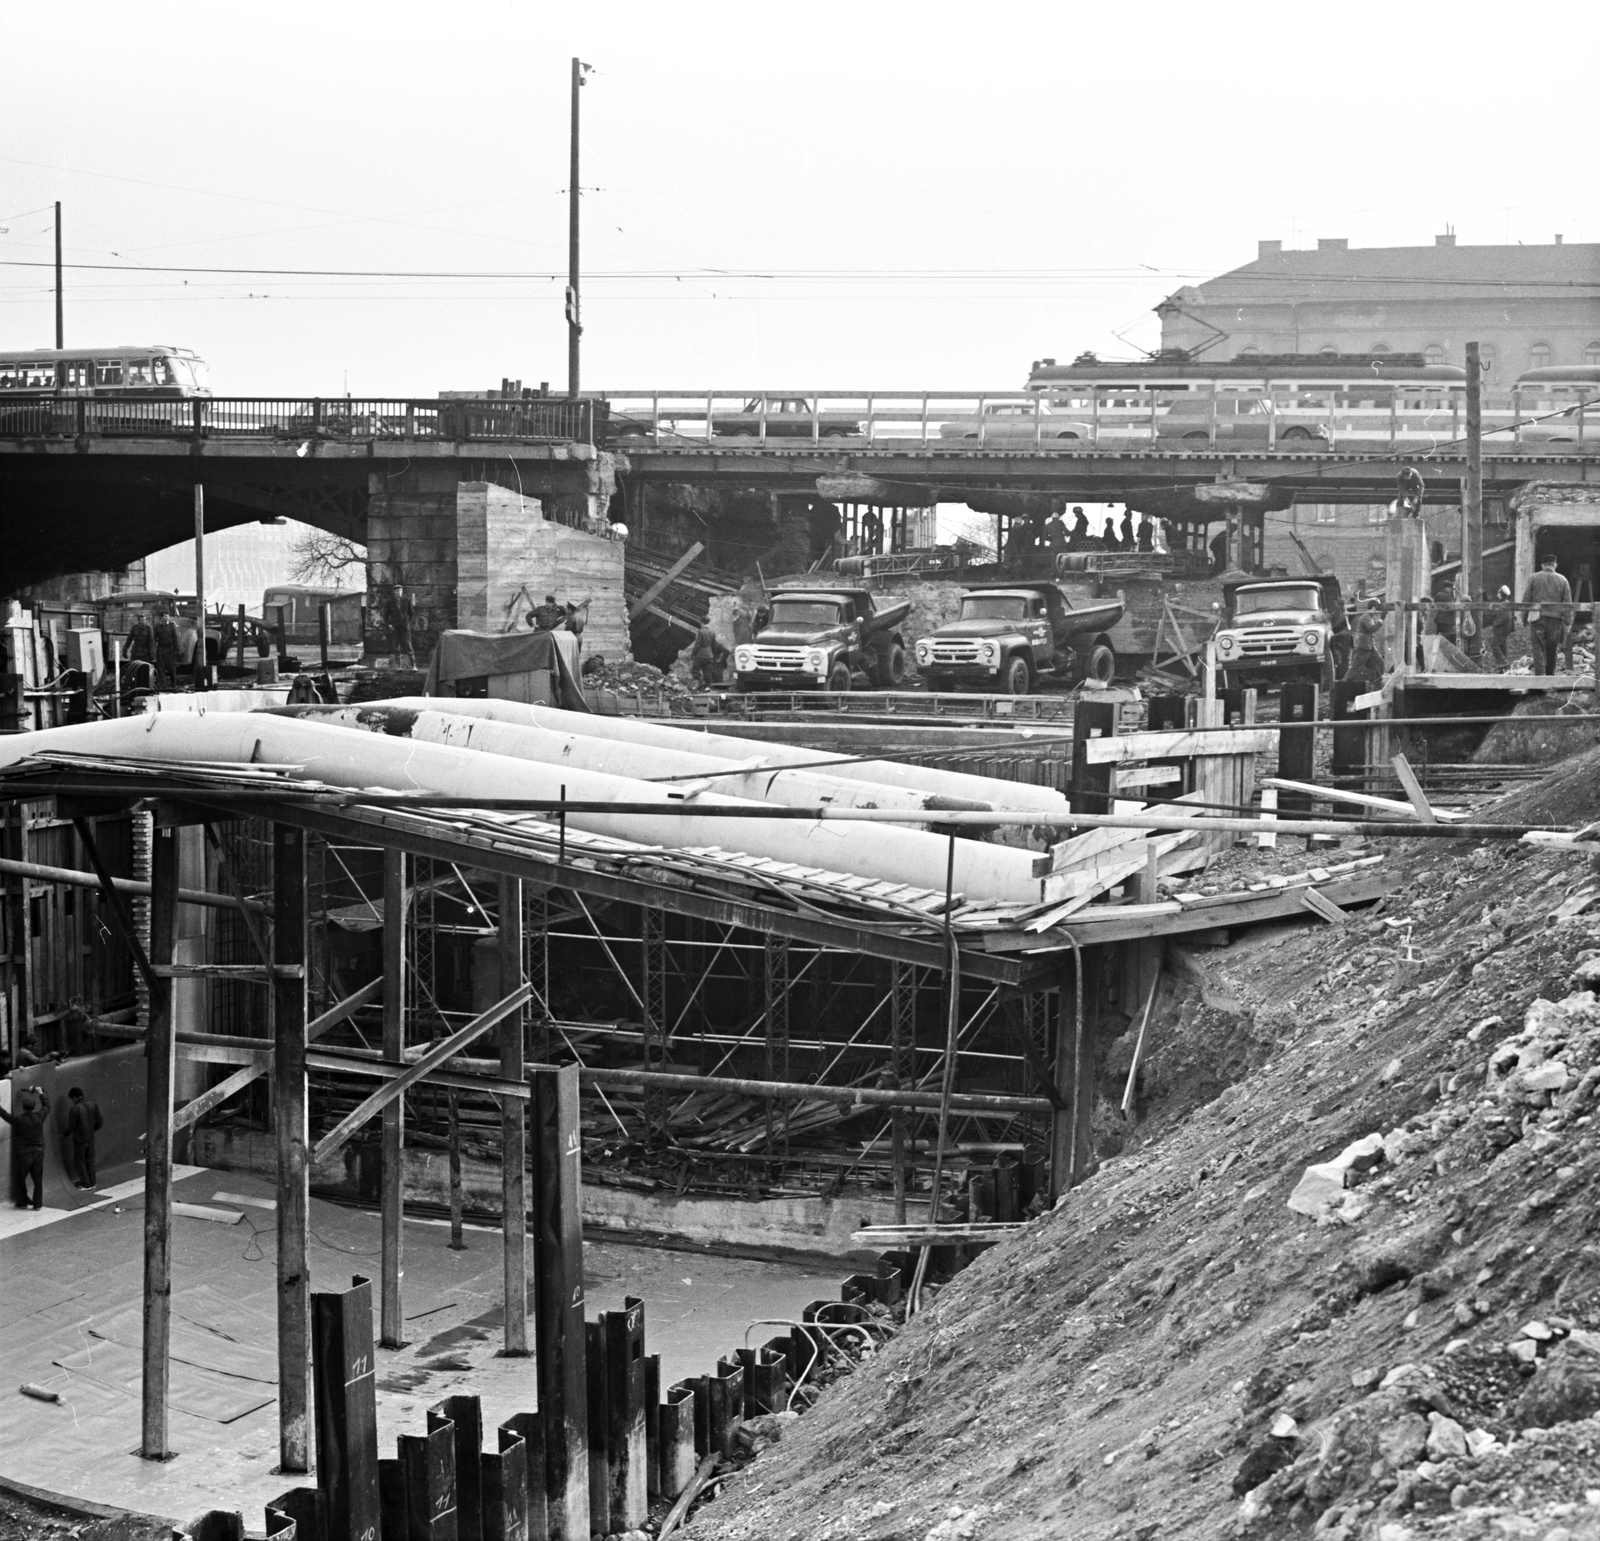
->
left=0, top=1162, right=843, bottom=1526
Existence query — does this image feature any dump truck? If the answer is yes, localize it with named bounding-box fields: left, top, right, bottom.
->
left=1213, top=574, right=1349, bottom=692
left=731, top=583, right=912, bottom=692
left=914, top=582, right=1125, bottom=693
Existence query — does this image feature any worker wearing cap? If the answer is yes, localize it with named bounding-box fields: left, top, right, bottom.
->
left=65, top=1086, right=102, bottom=1190
left=1521, top=555, right=1572, bottom=676
left=2, top=1085, right=51, bottom=1209
left=153, top=610, right=181, bottom=690
left=530, top=595, right=565, bottom=631
left=1342, top=599, right=1387, bottom=691
left=1485, top=587, right=1516, bottom=671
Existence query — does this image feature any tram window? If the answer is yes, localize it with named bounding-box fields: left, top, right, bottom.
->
left=0, top=363, right=21, bottom=390
left=22, top=363, right=55, bottom=388
left=126, top=359, right=155, bottom=387
left=154, top=357, right=179, bottom=386
left=95, top=359, right=124, bottom=386
left=64, top=362, right=91, bottom=389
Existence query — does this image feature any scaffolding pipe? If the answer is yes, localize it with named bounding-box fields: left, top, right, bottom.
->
left=577, top=1064, right=1047, bottom=1115
left=0, top=715, right=1053, bottom=903
left=341, top=697, right=1073, bottom=814
left=0, top=855, right=259, bottom=912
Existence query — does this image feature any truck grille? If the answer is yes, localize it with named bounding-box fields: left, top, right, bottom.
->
left=927, top=642, right=984, bottom=664
left=1235, top=628, right=1303, bottom=657
left=749, top=648, right=811, bottom=672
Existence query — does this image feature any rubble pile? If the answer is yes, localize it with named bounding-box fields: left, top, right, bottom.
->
left=582, top=657, right=696, bottom=701
left=683, top=748, right=1600, bottom=1541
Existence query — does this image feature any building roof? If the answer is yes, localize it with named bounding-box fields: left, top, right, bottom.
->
left=1174, top=237, right=1600, bottom=307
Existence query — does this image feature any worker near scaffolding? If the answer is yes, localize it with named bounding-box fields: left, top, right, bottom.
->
left=1522, top=554, right=1572, bottom=676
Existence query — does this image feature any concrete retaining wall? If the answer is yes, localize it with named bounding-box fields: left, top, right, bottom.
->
left=1, top=1044, right=148, bottom=1199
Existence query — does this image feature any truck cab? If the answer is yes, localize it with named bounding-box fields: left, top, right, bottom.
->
left=732, top=585, right=911, bottom=692
left=915, top=584, right=1123, bottom=694
left=1213, top=576, right=1346, bottom=691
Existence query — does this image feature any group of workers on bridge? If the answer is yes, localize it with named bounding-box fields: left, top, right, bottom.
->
left=1006, top=503, right=1162, bottom=562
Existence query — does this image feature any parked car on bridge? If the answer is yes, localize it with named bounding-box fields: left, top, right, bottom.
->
left=710, top=397, right=861, bottom=440
left=937, top=401, right=1094, bottom=446
left=1153, top=393, right=1329, bottom=447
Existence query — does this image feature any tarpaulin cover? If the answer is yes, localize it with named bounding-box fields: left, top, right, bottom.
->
left=422, top=628, right=590, bottom=710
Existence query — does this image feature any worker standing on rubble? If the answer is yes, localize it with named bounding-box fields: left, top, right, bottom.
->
left=153, top=609, right=181, bottom=689
left=1343, top=598, right=1387, bottom=690
left=1485, top=587, right=1516, bottom=671
left=2, top=1085, right=51, bottom=1209
left=1522, top=554, right=1572, bottom=676
left=690, top=622, right=728, bottom=687
left=126, top=611, right=155, bottom=678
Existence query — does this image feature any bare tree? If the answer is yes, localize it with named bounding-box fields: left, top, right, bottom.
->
left=289, top=528, right=367, bottom=588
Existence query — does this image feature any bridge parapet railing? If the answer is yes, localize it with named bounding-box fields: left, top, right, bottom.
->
left=598, top=385, right=1597, bottom=456
left=0, top=396, right=597, bottom=445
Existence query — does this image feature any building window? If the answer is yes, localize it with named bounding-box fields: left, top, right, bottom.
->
left=1370, top=343, right=1391, bottom=356
left=1530, top=343, right=1552, bottom=370
left=1314, top=506, right=1337, bottom=524
left=1424, top=344, right=1445, bottom=365
left=1319, top=344, right=1338, bottom=357
left=1237, top=345, right=1260, bottom=358
left=1586, top=342, right=1600, bottom=366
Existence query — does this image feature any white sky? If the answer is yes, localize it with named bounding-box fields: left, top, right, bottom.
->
left=3, top=1, right=1595, bottom=401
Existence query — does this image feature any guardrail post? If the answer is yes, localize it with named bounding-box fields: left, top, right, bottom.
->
left=603, top=1298, right=648, bottom=1532
left=497, top=1414, right=545, bottom=1541
left=658, top=1383, right=698, bottom=1500
left=191, top=398, right=203, bottom=440
left=313, top=398, right=324, bottom=433
left=399, top=1419, right=457, bottom=1541
left=480, top=1427, right=527, bottom=1541
left=428, top=1397, right=483, bottom=1541
left=533, top=1064, right=588, bottom=1541
left=312, top=1275, right=380, bottom=1541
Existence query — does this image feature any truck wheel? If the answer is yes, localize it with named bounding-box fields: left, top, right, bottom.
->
left=1088, top=643, right=1117, bottom=685
left=1001, top=655, right=1032, bottom=695
left=873, top=641, right=909, bottom=688
left=825, top=661, right=853, bottom=693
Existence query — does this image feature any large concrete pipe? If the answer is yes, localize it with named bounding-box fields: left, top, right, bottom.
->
left=348, top=697, right=1070, bottom=815
left=265, top=703, right=979, bottom=822
left=0, top=715, right=1050, bottom=904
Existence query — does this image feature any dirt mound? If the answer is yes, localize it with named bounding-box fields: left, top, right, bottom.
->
left=684, top=778, right=1600, bottom=1539
left=1486, top=740, right=1600, bottom=827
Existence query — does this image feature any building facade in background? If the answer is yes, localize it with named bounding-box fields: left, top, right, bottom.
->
left=1160, top=235, right=1600, bottom=383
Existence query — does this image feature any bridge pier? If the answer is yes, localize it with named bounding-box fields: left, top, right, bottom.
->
left=363, top=456, right=627, bottom=666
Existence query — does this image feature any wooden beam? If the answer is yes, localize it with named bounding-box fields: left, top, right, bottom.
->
left=1389, top=753, right=1438, bottom=825
left=500, top=875, right=530, bottom=1357
left=627, top=541, right=704, bottom=620
left=171, top=979, right=385, bottom=1133
left=314, top=984, right=534, bottom=1166
left=140, top=819, right=179, bottom=1461
left=381, top=849, right=408, bottom=1351
left=1301, top=887, right=1348, bottom=925
left=1083, top=728, right=1278, bottom=765
left=275, top=823, right=311, bottom=1474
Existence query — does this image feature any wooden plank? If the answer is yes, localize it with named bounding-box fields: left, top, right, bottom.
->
left=628, top=541, right=705, bottom=621
left=1301, top=887, right=1347, bottom=925
left=1113, top=764, right=1181, bottom=790
left=1083, top=728, right=1277, bottom=765
left=141, top=819, right=179, bottom=1460
left=1389, top=753, right=1438, bottom=825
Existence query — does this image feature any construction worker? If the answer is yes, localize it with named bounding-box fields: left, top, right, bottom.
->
left=126, top=611, right=155, bottom=674
left=690, top=623, right=728, bottom=688
left=563, top=598, right=592, bottom=651
left=530, top=594, right=565, bottom=631
left=1522, top=554, right=1572, bottom=676
left=153, top=609, right=181, bottom=689
left=2, top=1086, right=51, bottom=1209
left=65, top=1086, right=102, bottom=1190
left=1343, top=599, right=1387, bottom=691
left=1042, top=507, right=1068, bottom=551
left=1486, top=587, right=1515, bottom=671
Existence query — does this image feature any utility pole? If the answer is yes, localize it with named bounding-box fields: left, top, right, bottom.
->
left=566, top=58, right=586, bottom=399
left=193, top=485, right=207, bottom=690
left=1462, top=341, right=1484, bottom=650
left=54, top=202, right=63, bottom=349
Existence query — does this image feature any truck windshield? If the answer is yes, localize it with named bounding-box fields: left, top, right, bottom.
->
left=768, top=600, right=843, bottom=627
left=1234, top=585, right=1322, bottom=615
left=962, top=596, right=1029, bottom=620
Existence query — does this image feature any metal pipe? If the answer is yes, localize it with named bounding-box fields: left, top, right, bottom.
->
left=0, top=854, right=258, bottom=911
left=342, top=697, right=1071, bottom=815
left=576, top=1064, right=1047, bottom=1115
